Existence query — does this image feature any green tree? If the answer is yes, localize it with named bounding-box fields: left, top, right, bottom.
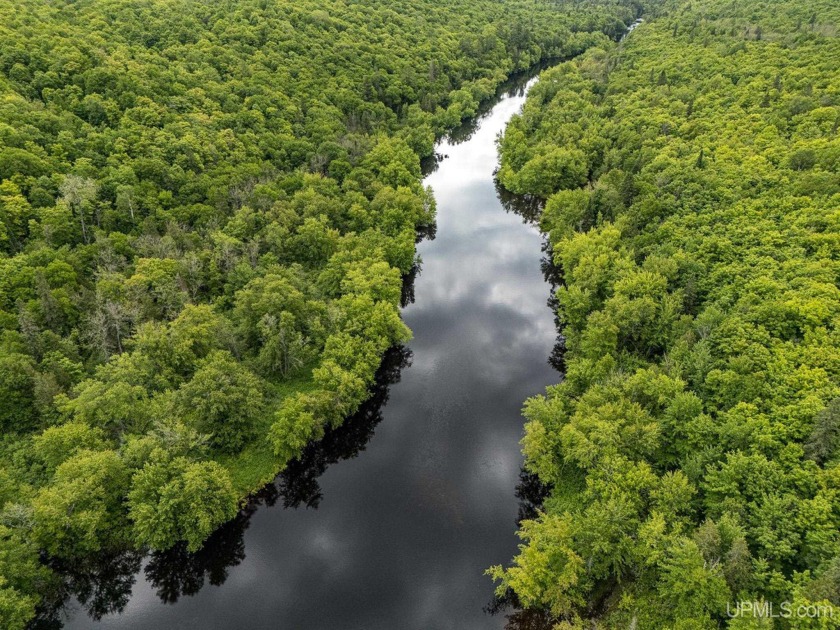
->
left=128, top=455, right=238, bottom=552
left=31, top=421, right=107, bottom=474
left=175, top=351, right=264, bottom=452
left=0, top=181, right=31, bottom=253
left=0, top=353, right=35, bottom=432
left=32, top=450, right=129, bottom=557
left=0, top=525, right=51, bottom=630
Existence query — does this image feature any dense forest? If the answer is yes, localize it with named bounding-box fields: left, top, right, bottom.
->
left=0, top=0, right=648, bottom=626
left=490, top=0, right=840, bottom=627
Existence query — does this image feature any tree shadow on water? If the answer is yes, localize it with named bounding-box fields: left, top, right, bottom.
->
left=144, top=344, right=413, bottom=602
left=484, top=469, right=556, bottom=630
left=32, top=549, right=143, bottom=629
left=42, top=345, right=413, bottom=626
left=275, top=345, right=412, bottom=510
left=143, top=506, right=251, bottom=604
left=497, top=179, right=567, bottom=377
left=483, top=192, right=561, bottom=623
left=484, top=180, right=568, bottom=630
left=496, top=185, right=545, bottom=226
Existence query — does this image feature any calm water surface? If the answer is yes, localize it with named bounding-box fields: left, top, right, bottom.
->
left=60, top=71, right=560, bottom=630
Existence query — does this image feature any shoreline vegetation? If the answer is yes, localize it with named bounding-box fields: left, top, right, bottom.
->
left=0, top=0, right=644, bottom=626
left=490, top=0, right=840, bottom=626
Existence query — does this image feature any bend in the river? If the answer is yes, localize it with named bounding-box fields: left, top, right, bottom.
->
left=57, top=67, right=562, bottom=630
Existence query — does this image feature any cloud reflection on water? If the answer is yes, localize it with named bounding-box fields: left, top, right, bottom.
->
left=57, top=71, right=562, bottom=630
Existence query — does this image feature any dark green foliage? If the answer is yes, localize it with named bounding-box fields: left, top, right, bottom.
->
left=805, top=399, right=840, bottom=466
left=0, top=352, right=35, bottom=430
left=175, top=351, right=265, bottom=452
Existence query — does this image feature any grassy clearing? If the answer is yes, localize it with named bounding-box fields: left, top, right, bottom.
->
left=213, top=368, right=319, bottom=499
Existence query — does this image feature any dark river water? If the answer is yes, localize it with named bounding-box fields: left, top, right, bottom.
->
left=58, top=69, right=561, bottom=630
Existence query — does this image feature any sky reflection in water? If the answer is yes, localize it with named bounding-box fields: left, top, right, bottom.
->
left=59, top=72, right=561, bottom=630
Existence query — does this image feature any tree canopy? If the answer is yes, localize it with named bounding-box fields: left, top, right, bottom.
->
left=491, top=0, right=840, bottom=626
left=0, top=0, right=644, bottom=626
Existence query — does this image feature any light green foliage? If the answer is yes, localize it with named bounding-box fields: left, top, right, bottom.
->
left=507, top=147, right=589, bottom=197
left=61, top=379, right=151, bottom=437
left=0, top=181, right=31, bottom=253
left=128, top=455, right=238, bottom=552
left=493, top=0, right=840, bottom=626
left=30, top=421, right=107, bottom=474
left=487, top=514, right=585, bottom=616
left=31, top=450, right=129, bottom=557
left=269, top=393, right=324, bottom=465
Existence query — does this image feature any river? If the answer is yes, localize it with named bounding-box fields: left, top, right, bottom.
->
left=57, top=69, right=562, bottom=630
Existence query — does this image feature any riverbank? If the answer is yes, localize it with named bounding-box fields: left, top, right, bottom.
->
left=59, top=57, right=561, bottom=630
left=490, top=1, right=840, bottom=625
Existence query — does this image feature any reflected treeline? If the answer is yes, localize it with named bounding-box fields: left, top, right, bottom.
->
left=420, top=153, right=443, bottom=178
left=31, top=550, right=144, bottom=630
left=514, top=469, right=553, bottom=525
left=402, top=219, right=436, bottom=308
left=499, top=608, right=557, bottom=630
left=422, top=60, right=556, bottom=177
left=39, top=344, right=413, bottom=628
left=488, top=142, right=566, bottom=630
left=401, top=264, right=420, bottom=308
left=496, top=186, right=545, bottom=226
left=415, top=221, right=437, bottom=244
left=275, top=345, right=412, bottom=510
left=487, top=593, right=556, bottom=630
left=496, top=178, right=567, bottom=377
left=143, top=503, right=251, bottom=604
left=542, top=239, right=567, bottom=376
left=484, top=469, right=556, bottom=630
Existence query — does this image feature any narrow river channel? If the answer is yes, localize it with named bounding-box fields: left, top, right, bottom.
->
left=60, top=70, right=562, bottom=630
